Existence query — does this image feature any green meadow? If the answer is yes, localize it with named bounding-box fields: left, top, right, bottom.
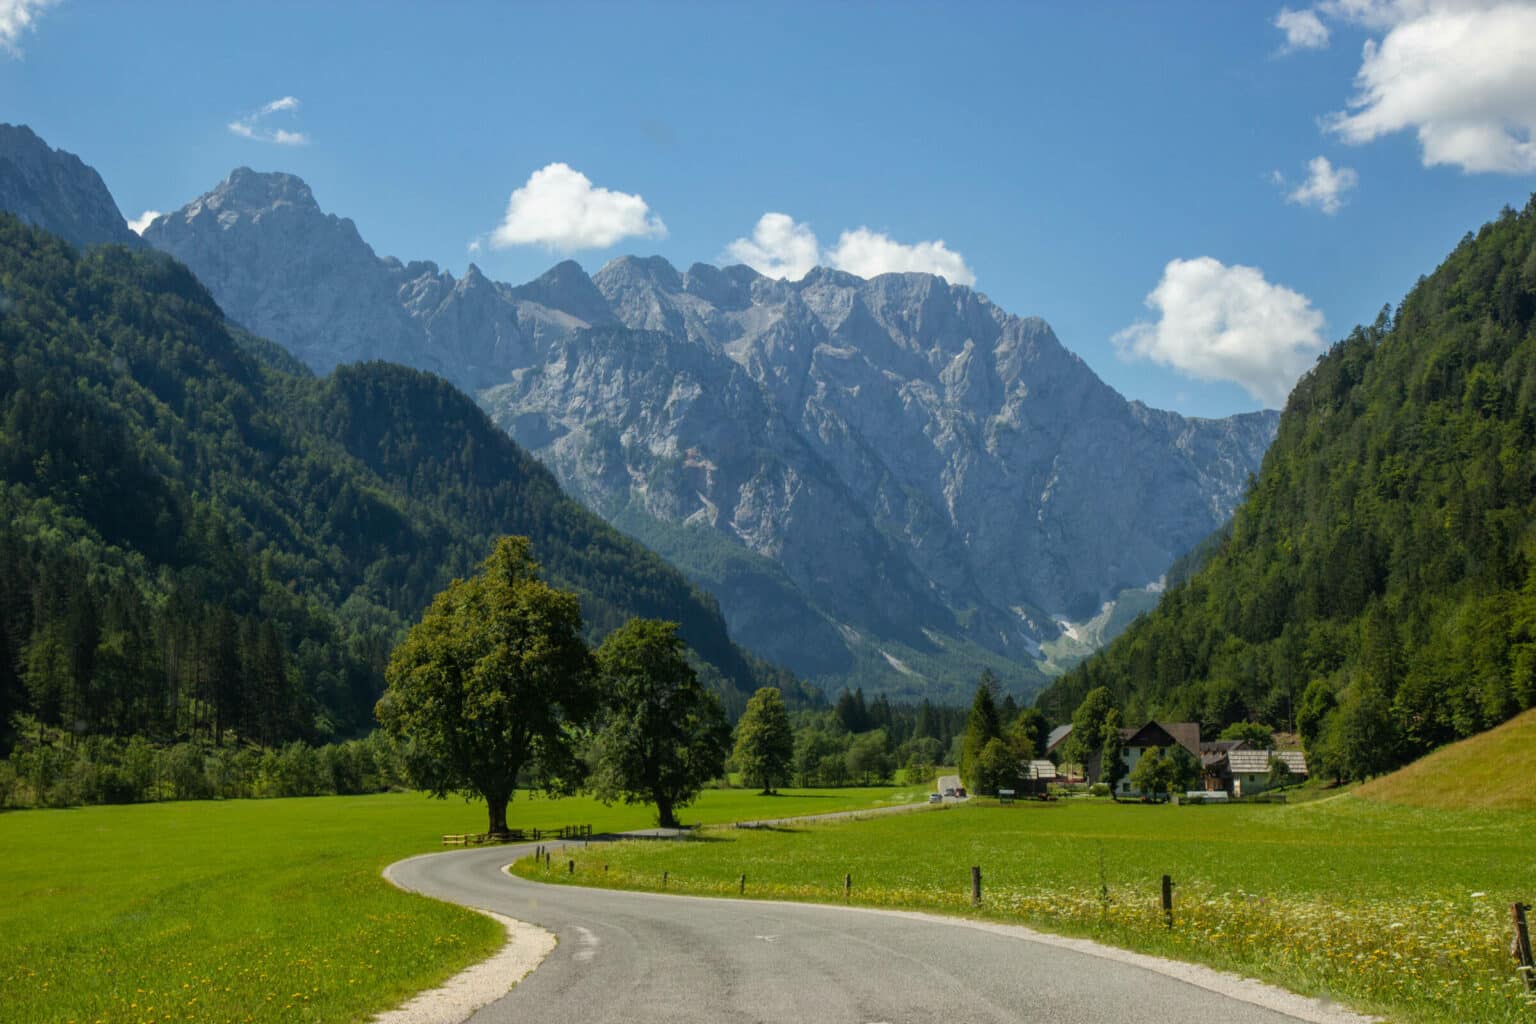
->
left=0, top=785, right=924, bottom=1024
left=514, top=796, right=1536, bottom=1024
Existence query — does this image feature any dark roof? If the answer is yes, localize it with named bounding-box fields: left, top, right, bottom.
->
left=1200, top=739, right=1249, bottom=754
left=1122, top=721, right=1202, bottom=759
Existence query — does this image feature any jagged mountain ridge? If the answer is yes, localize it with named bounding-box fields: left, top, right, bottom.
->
left=139, top=167, right=1279, bottom=701
left=0, top=125, right=143, bottom=250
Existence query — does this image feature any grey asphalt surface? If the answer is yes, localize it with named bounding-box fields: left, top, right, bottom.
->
left=388, top=841, right=1349, bottom=1024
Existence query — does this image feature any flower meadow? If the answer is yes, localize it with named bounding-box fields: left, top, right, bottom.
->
left=515, top=797, right=1536, bottom=1023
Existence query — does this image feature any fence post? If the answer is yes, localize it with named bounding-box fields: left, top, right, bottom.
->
left=568, top=859, right=574, bottom=874
left=662, top=870, right=667, bottom=889
left=739, top=873, right=746, bottom=895
left=1162, top=874, right=1174, bottom=929
left=1514, top=902, right=1536, bottom=991
left=971, top=866, right=982, bottom=906
left=844, top=873, right=852, bottom=902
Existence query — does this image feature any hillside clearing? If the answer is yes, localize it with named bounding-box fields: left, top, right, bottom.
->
left=1356, top=708, right=1536, bottom=811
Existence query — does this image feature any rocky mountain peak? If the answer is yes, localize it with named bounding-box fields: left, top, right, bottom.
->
left=507, top=259, right=615, bottom=326
left=206, top=167, right=319, bottom=214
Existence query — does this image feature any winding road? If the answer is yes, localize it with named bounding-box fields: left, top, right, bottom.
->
left=387, top=840, right=1372, bottom=1024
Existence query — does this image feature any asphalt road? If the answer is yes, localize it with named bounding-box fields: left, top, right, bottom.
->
left=388, top=842, right=1365, bottom=1024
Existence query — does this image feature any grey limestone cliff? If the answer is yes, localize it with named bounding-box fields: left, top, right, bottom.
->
left=0, top=124, right=142, bottom=249
left=145, top=169, right=1280, bottom=700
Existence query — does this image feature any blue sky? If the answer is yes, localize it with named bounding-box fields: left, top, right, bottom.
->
left=4, top=1, right=1535, bottom=417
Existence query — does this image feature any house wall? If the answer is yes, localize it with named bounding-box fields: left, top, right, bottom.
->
left=1117, top=746, right=1147, bottom=796
left=1234, top=772, right=1266, bottom=798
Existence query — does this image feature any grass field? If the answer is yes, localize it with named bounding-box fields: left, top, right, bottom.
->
left=0, top=784, right=924, bottom=1024
left=1358, top=708, right=1536, bottom=811
left=512, top=796, right=1536, bottom=1024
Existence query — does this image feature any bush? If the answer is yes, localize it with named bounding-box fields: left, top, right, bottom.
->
left=1089, top=782, right=1112, bottom=797
left=163, top=743, right=211, bottom=801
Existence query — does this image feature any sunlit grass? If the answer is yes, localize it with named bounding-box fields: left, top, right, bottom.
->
left=513, top=796, right=1536, bottom=1024
left=0, top=784, right=922, bottom=1023
left=1357, top=707, right=1536, bottom=811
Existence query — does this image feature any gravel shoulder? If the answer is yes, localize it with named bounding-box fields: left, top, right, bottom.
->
left=378, top=855, right=556, bottom=1024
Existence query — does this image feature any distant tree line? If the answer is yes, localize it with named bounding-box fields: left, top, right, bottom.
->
left=0, top=717, right=406, bottom=809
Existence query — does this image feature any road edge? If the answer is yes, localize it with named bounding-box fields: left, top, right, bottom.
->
left=374, top=852, right=556, bottom=1024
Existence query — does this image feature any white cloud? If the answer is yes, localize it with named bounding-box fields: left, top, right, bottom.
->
left=722, top=213, right=977, bottom=285
left=827, top=228, right=977, bottom=286
left=1274, top=6, right=1331, bottom=50
left=1314, top=1, right=1536, bottom=173
left=1114, top=257, right=1326, bottom=407
left=489, top=163, right=666, bottom=252
left=228, top=95, right=309, bottom=146
left=0, top=0, right=57, bottom=56
left=1278, top=155, right=1360, bottom=213
left=126, top=209, right=161, bottom=235
left=722, top=213, right=821, bottom=280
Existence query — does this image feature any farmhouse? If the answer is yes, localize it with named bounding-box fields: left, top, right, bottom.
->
left=1078, top=720, right=1202, bottom=797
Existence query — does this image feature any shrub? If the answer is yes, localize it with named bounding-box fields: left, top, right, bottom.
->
left=1089, top=782, right=1112, bottom=797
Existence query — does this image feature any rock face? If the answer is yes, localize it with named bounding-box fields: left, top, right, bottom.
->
left=146, top=169, right=1279, bottom=700
left=0, top=124, right=143, bottom=249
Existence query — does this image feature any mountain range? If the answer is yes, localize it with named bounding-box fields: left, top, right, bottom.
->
left=140, top=164, right=1277, bottom=700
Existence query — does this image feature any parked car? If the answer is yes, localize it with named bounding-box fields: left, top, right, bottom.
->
left=942, top=787, right=956, bottom=797
left=928, top=793, right=943, bottom=804
left=954, top=787, right=967, bottom=798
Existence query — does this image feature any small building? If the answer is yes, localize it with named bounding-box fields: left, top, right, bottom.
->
left=1020, top=759, right=1057, bottom=798
left=1199, top=739, right=1251, bottom=792
left=1207, top=749, right=1309, bottom=797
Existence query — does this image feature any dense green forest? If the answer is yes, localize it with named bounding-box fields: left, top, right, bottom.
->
left=1039, top=196, right=1536, bottom=780
left=0, top=215, right=812, bottom=757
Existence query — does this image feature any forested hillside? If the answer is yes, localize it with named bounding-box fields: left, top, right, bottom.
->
left=1039, top=197, right=1536, bottom=780
left=0, top=216, right=808, bottom=755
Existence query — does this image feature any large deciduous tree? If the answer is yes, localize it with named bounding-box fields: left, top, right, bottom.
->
left=733, top=686, right=794, bottom=794
left=589, top=619, right=730, bottom=828
left=1066, top=686, right=1118, bottom=774
left=376, top=537, right=595, bottom=834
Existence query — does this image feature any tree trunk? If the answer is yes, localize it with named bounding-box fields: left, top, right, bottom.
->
left=486, top=792, right=510, bottom=834
left=656, top=794, right=678, bottom=829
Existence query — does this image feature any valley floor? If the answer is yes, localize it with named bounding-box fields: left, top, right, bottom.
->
left=0, top=786, right=924, bottom=1024
left=512, top=796, right=1536, bottom=1024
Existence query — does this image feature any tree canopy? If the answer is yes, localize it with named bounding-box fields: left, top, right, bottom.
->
left=376, top=537, right=595, bottom=833
left=589, top=619, right=730, bottom=828
left=732, top=686, right=794, bottom=794
left=958, top=672, right=1004, bottom=790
